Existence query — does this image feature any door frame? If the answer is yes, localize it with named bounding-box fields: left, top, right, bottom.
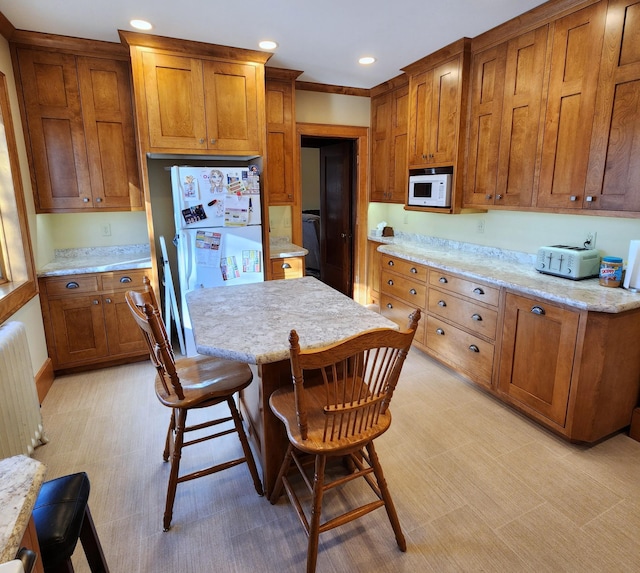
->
left=295, top=122, right=369, bottom=303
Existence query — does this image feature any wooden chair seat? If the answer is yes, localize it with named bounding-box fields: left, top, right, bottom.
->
left=126, top=277, right=263, bottom=531
left=269, top=309, right=421, bottom=573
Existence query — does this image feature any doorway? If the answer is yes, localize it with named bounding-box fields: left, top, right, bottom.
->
left=296, top=123, right=369, bottom=303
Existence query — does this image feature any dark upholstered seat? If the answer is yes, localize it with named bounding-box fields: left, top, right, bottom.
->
left=32, top=472, right=109, bottom=573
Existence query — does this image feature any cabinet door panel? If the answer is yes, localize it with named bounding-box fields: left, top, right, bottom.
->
left=499, top=293, right=580, bottom=427
left=586, top=0, right=640, bottom=212
left=17, top=49, right=92, bottom=210
left=49, top=296, right=108, bottom=365
left=204, top=61, right=261, bottom=153
left=77, top=56, right=141, bottom=209
left=142, top=51, right=207, bottom=150
left=391, top=86, right=409, bottom=201
left=431, top=58, right=461, bottom=164
left=408, top=70, right=432, bottom=166
left=102, top=292, right=147, bottom=355
left=370, top=92, right=391, bottom=201
left=537, top=3, right=607, bottom=208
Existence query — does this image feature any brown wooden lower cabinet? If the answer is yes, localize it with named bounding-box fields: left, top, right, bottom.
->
left=270, top=256, right=304, bottom=280
left=39, top=270, right=150, bottom=372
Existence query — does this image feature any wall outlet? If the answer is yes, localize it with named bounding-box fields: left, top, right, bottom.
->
left=101, top=223, right=111, bottom=237
left=477, top=219, right=485, bottom=234
left=585, top=231, right=597, bottom=249
left=403, top=213, right=409, bottom=225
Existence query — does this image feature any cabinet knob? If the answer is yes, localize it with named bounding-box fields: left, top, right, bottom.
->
left=93, top=299, right=100, bottom=305
left=105, top=298, right=112, bottom=304
left=409, top=288, right=417, bottom=295
left=210, top=138, right=217, bottom=145
left=387, top=260, right=394, bottom=266
left=95, top=197, right=102, bottom=203
left=485, top=194, right=492, bottom=200
left=496, top=194, right=502, bottom=200
left=66, top=281, right=79, bottom=289
left=410, top=267, right=417, bottom=273
left=119, top=276, right=132, bottom=283
left=387, top=279, right=394, bottom=285
left=439, top=277, right=448, bottom=284
left=82, top=197, right=90, bottom=203
left=473, top=287, right=485, bottom=295
left=386, top=303, right=393, bottom=309
left=585, top=195, right=594, bottom=202
left=199, top=138, right=205, bottom=144
left=435, top=328, right=445, bottom=335
left=438, top=300, right=446, bottom=307
left=570, top=195, right=577, bottom=201
left=282, top=262, right=291, bottom=269
left=469, top=345, right=480, bottom=353
left=531, top=305, right=545, bottom=315
left=471, top=313, right=482, bottom=321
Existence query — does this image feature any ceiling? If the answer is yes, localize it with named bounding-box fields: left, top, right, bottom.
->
left=0, top=0, right=549, bottom=89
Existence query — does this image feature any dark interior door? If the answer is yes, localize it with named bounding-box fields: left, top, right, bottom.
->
left=320, top=141, right=354, bottom=295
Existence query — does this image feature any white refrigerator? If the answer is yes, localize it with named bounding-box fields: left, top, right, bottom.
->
left=171, top=165, right=264, bottom=355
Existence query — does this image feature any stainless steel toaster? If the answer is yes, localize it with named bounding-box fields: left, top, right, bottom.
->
left=535, top=245, right=600, bottom=280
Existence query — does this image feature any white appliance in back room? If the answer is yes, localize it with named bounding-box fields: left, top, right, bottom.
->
left=171, top=165, right=264, bottom=356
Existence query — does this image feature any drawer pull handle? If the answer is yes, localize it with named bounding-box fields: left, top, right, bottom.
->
left=438, top=300, right=446, bottom=307
left=105, top=298, right=112, bottom=304
left=282, top=263, right=291, bottom=269
left=386, top=303, right=393, bottom=309
left=409, top=288, right=417, bottom=295
left=531, top=305, right=545, bottom=315
left=435, top=328, right=445, bottom=336
left=473, top=287, right=485, bottom=295
left=469, top=345, right=480, bottom=353
left=388, top=260, right=394, bottom=266
left=119, top=276, right=133, bottom=283
left=472, top=313, right=482, bottom=321
left=387, top=279, right=394, bottom=286
left=410, top=267, right=418, bottom=274
left=66, top=281, right=80, bottom=289
left=439, top=277, right=448, bottom=284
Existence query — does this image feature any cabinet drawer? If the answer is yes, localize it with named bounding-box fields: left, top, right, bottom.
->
left=42, top=275, right=99, bottom=296
left=428, top=271, right=499, bottom=306
left=271, top=257, right=304, bottom=280
left=428, top=287, right=498, bottom=340
left=425, top=315, right=494, bottom=387
left=380, top=294, right=425, bottom=345
left=381, top=269, right=426, bottom=307
left=380, top=255, right=427, bottom=281
left=100, top=269, right=148, bottom=291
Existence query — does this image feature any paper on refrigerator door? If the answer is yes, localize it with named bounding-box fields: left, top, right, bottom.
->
left=195, top=230, right=222, bottom=267
left=224, top=195, right=250, bottom=227
left=623, top=240, right=640, bottom=289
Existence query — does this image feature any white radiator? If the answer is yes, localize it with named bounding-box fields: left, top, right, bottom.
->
left=0, top=321, right=48, bottom=458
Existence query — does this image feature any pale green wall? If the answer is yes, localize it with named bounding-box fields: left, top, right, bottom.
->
left=295, top=91, right=370, bottom=127
left=369, top=203, right=640, bottom=260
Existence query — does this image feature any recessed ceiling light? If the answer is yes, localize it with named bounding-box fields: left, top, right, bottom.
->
left=130, top=19, right=153, bottom=31
left=259, top=40, right=278, bottom=50
left=359, top=56, right=376, bottom=65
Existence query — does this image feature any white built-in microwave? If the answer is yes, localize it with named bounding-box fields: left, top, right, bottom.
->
left=407, top=173, right=452, bottom=208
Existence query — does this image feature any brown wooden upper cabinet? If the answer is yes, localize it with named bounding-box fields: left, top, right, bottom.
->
left=536, top=2, right=608, bottom=210
left=585, top=0, right=640, bottom=212
left=465, top=26, right=548, bottom=208
left=12, top=39, right=141, bottom=213
left=120, top=32, right=270, bottom=157
left=404, top=40, right=470, bottom=170
left=370, top=75, right=409, bottom=203
left=265, top=68, right=301, bottom=205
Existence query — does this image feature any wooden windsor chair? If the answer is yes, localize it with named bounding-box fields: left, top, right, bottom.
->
left=269, top=309, right=421, bottom=573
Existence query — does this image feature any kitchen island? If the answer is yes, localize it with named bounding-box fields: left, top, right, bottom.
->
left=186, top=276, right=401, bottom=496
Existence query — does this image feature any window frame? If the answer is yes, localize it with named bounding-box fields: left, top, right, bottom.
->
left=0, top=69, right=37, bottom=323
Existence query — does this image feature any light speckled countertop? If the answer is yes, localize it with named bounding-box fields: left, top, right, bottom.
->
left=269, top=238, right=308, bottom=259
left=37, top=244, right=152, bottom=277
left=187, top=276, right=398, bottom=364
left=0, top=456, right=46, bottom=564
left=371, top=234, right=640, bottom=313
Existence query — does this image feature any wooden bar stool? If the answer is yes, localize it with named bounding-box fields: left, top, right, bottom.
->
left=32, top=472, right=109, bottom=573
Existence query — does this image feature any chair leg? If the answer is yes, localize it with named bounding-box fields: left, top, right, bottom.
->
left=306, top=454, right=326, bottom=573
left=366, top=442, right=406, bottom=551
left=79, top=505, right=110, bottom=573
left=163, top=409, right=176, bottom=462
left=227, top=397, right=263, bottom=496
left=163, top=408, right=187, bottom=531
left=270, top=443, right=294, bottom=504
